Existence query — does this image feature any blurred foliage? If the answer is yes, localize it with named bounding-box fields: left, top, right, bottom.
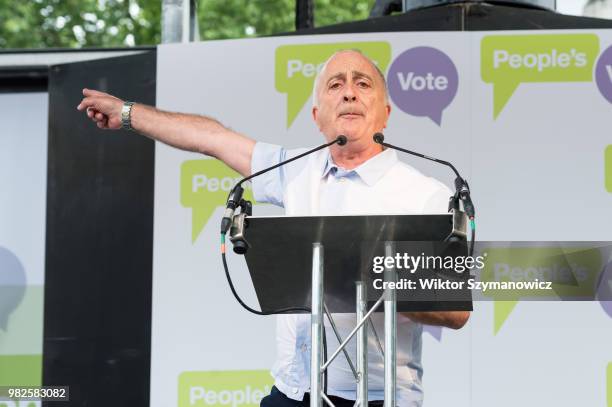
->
left=0, top=0, right=375, bottom=49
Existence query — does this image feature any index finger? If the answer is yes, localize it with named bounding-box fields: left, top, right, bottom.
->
left=77, top=96, right=95, bottom=111
left=82, top=88, right=107, bottom=97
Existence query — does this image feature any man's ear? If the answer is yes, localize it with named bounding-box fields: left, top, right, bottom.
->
left=312, top=106, right=318, bottom=122
left=383, top=103, right=391, bottom=128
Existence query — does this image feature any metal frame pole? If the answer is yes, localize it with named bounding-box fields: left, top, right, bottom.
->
left=161, top=0, right=198, bottom=43
left=356, top=281, right=368, bottom=406
left=311, top=243, right=324, bottom=407
left=322, top=296, right=384, bottom=372
left=324, top=304, right=358, bottom=380
left=384, top=242, right=396, bottom=406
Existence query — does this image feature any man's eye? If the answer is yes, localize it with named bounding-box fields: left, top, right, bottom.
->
left=357, top=81, right=370, bottom=88
left=329, top=82, right=341, bottom=89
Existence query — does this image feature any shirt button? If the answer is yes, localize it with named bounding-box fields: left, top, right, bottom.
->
left=339, top=177, right=346, bottom=183
left=292, top=388, right=299, bottom=394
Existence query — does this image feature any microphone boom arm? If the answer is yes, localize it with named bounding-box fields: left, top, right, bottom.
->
left=220, top=135, right=348, bottom=234
left=373, top=132, right=475, bottom=220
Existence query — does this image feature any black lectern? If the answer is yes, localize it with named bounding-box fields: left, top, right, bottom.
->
left=234, top=212, right=473, bottom=407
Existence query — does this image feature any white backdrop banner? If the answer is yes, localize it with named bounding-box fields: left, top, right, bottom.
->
left=0, top=92, right=48, bottom=393
left=153, top=30, right=612, bottom=407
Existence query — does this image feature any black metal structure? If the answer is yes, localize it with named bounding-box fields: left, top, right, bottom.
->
left=43, top=52, right=156, bottom=407
left=370, top=0, right=404, bottom=17
left=289, top=1, right=612, bottom=36
left=0, top=65, right=48, bottom=93
left=295, top=0, right=315, bottom=30
left=0, top=47, right=154, bottom=93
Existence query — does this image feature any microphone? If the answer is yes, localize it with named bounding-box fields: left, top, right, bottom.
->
left=220, top=134, right=348, bottom=234
left=372, top=132, right=475, bottom=219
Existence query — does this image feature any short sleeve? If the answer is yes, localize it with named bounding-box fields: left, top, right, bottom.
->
left=250, top=142, right=287, bottom=207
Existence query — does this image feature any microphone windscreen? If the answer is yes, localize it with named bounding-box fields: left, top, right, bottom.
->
left=336, top=135, right=347, bottom=146
left=373, top=133, right=385, bottom=144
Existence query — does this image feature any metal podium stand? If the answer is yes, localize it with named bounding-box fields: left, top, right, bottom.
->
left=238, top=213, right=473, bottom=407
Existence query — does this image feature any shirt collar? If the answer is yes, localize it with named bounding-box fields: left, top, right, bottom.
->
left=321, top=147, right=398, bottom=186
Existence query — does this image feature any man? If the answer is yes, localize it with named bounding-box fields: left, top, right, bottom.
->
left=77, top=49, right=469, bottom=406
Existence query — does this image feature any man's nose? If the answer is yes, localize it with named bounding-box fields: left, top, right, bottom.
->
left=343, top=83, right=357, bottom=102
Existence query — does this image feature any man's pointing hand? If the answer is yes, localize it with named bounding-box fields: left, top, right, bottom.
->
left=75, top=87, right=254, bottom=177
left=77, top=88, right=124, bottom=129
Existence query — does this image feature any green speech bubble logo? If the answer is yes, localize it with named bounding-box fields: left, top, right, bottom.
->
left=605, top=145, right=612, bottom=193
left=180, top=160, right=253, bottom=243
left=481, top=34, right=600, bottom=119
left=275, top=42, right=391, bottom=128
left=178, top=370, right=273, bottom=407
left=479, top=246, right=602, bottom=334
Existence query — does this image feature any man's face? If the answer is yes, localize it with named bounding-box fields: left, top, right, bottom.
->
left=312, top=51, right=391, bottom=144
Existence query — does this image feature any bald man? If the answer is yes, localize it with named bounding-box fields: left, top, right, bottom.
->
left=78, top=49, right=469, bottom=406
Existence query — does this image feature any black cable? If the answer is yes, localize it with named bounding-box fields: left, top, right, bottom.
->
left=469, top=223, right=475, bottom=258
left=221, top=240, right=329, bottom=395
left=221, top=250, right=311, bottom=315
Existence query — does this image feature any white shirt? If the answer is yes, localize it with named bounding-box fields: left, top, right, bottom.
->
left=250, top=142, right=452, bottom=406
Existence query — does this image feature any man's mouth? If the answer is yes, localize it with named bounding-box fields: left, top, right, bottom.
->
left=338, top=112, right=363, bottom=119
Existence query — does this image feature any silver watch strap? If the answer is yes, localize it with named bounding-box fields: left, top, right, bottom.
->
left=121, top=101, right=135, bottom=130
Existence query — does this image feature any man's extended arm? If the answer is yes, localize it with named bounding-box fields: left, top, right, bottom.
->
left=402, top=311, right=470, bottom=330
left=76, top=88, right=255, bottom=177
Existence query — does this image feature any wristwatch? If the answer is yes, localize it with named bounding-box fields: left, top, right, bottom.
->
left=121, top=101, right=135, bottom=130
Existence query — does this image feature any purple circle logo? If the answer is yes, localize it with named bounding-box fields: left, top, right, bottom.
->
left=595, top=44, right=612, bottom=104
left=387, top=46, right=459, bottom=126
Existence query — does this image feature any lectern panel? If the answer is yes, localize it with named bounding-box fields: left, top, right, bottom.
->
left=242, top=214, right=473, bottom=313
